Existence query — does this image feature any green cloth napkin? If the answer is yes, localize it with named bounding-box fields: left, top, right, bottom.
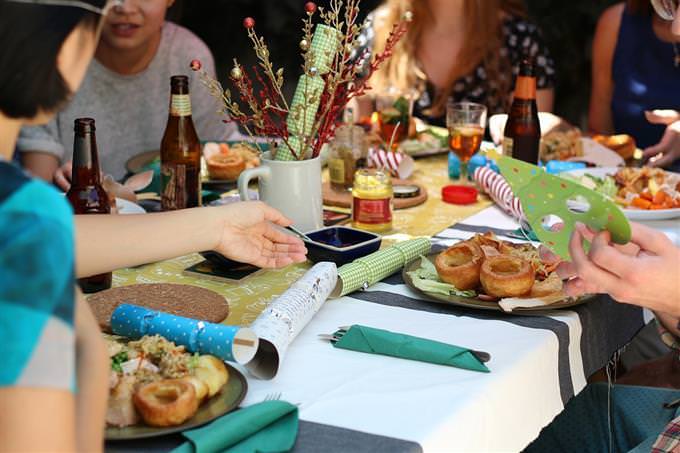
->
left=333, top=237, right=431, bottom=297
left=332, top=325, right=490, bottom=373
left=171, top=400, right=298, bottom=453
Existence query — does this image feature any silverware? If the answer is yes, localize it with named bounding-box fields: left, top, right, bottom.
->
left=285, top=225, right=312, bottom=242
left=318, top=327, right=492, bottom=363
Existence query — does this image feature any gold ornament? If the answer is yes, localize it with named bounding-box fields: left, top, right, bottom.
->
left=300, top=39, right=310, bottom=51
left=230, top=65, right=243, bottom=80
left=403, top=11, right=413, bottom=22
left=308, top=66, right=318, bottom=76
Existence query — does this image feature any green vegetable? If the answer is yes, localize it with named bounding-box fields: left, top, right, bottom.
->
left=560, top=173, right=618, bottom=199
left=407, top=256, right=477, bottom=297
left=392, top=96, right=410, bottom=116
left=188, top=353, right=200, bottom=370
left=111, top=351, right=128, bottom=373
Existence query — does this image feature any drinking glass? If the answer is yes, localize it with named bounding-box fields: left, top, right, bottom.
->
left=375, top=89, right=414, bottom=150
left=447, top=101, right=487, bottom=182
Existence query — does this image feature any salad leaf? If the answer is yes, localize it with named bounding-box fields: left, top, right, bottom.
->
left=392, top=96, right=410, bottom=116
left=560, top=173, right=618, bottom=199
left=407, top=256, right=477, bottom=297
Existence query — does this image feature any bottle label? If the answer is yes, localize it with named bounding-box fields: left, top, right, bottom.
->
left=352, top=197, right=392, bottom=225
left=503, top=137, right=514, bottom=157
left=161, top=163, right=201, bottom=210
left=170, top=94, right=192, bottom=117
left=328, top=158, right=345, bottom=185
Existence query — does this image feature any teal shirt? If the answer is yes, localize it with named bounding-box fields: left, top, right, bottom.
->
left=0, top=161, right=76, bottom=390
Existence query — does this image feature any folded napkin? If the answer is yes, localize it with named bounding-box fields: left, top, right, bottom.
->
left=332, top=325, right=490, bottom=373
left=331, top=237, right=431, bottom=297
left=172, top=400, right=298, bottom=453
left=111, top=304, right=258, bottom=365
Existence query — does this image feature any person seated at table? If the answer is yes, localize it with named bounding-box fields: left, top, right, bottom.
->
left=641, top=108, right=680, bottom=170
left=355, top=0, right=556, bottom=126
left=17, top=0, right=238, bottom=189
left=526, top=221, right=680, bottom=452
left=589, top=0, right=680, bottom=152
left=0, top=2, right=306, bottom=451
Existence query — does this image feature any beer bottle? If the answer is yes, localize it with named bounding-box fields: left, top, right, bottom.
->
left=160, top=75, right=201, bottom=210
left=66, top=118, right=112, bottom=293
left=503, top=58, right=541, bottom=163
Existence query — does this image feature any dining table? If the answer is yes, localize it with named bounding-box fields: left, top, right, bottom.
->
left=106, top=154, right=648, bottom=453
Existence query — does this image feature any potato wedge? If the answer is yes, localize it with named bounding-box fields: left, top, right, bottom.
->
left=193, top=355, right=229, bottom=397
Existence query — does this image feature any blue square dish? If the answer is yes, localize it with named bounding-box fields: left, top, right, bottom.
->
left=303, top=226, right=382, bottom=266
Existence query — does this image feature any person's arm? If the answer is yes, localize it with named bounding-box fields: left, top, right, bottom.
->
left=536, top=89, right=554, bottom=113
left=74, top=201, right=307, bottom=277
left=20, top=151, right=60, bottom=183
left=558, top=222, right=680, bottom=316
left=74, top=293, right=108, bottom=452
left=588, top=4, right=623, bottom=135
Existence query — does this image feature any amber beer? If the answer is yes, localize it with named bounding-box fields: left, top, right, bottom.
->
left=449, top=125, right=484, bottom=162
left=66, top=118, right=112, bottom=293
left=503, top=58, right=541, bottom=163
left=161, top=75, right=201, bottom=210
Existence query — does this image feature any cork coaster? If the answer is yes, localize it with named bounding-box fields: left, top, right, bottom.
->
left=88, top=283, right=229, bottom=333
left=323, top=179, right=428, bottom=210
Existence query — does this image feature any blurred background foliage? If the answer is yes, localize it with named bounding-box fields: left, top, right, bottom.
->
left=176, top=0, right=620, bottom=127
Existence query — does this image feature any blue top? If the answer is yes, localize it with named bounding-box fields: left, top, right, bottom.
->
left=0, top=161, right=76, bottom=391
left=612, top=7, right=680, bottom=148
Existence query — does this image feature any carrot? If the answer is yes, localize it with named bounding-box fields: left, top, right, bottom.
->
left=650, top=204, right=665, bottom=210
left=640, top=190, right=653, bottom=201
left=652, top=190, right=668, bottom=205
left=632, top=197, right=652, bottom=209
left=219, top=143, right=230, bottom=154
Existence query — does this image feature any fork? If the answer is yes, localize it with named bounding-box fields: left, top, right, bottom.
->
left=263, top=392, right=282, bottom=402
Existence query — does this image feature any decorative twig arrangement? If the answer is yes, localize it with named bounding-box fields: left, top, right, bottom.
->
left=191, top=1, right=410, bottom=161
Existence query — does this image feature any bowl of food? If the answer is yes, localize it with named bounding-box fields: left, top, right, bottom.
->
left=302, top=226, right=382, bottom=266
left=203, top=142, right=261, bottom=182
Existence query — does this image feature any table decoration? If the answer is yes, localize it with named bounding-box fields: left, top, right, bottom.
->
left=367, top=147, right=415, bottom=179
left=246, top=262, right=338, bottom=379
left=330, top=237, right=431, bottom=297
left=322, top=324, right=490, bottom=372
left=473, top=165, right=525, bottom=220
left=111, top=304, right=259, bottom=365
left=171, top=400, right=298, bottom=453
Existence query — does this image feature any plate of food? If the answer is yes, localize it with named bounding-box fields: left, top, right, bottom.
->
left=403, top=232, right=591, bottom=313
left=398, top=123, right=449, bottom=158
left=563, top=167, right=680, bottom=220
left=105, top=334, right=247, bottom=440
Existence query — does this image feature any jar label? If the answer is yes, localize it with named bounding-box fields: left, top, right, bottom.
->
left=328, top=158, right=345, bottom=185
left=502, top=137, right=513, bottom=157
left=353, top=197, right=392, bottom=224
left=170, top=94, right=192, bottom=117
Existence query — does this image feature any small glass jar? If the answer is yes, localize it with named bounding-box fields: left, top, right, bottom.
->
left=329, top=125, right=365, bottom=191
left=351, top=168, right=393, bottom=232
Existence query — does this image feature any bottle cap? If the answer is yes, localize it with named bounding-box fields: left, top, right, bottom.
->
left=393, top=184, right=420, bottom=198
left=442, top=185, right=478, bottom=205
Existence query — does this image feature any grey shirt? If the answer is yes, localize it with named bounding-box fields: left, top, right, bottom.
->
left=17, top=22, right=236, bottom=180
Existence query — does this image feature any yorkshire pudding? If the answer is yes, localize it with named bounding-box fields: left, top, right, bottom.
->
left=480, top=255, right=535, bottom=297
left=207, top=153, right=246, bottom=180
left=435, top=241, right=484, bottom=290
left=133, top=379, right=198, bottom=427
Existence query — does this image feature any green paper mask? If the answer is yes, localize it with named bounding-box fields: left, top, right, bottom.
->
left=488, top=150, right=631, bottom=260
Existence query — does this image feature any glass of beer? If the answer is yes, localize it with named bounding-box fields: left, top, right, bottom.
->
left=376, top=90, right=414, bottom=150
left=447, top=101, right=487, bottom=182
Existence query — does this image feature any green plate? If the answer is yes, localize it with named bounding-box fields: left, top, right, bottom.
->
left=105, top=362, right=248, bottom=441
left=402, top=252, right=593, bottom=314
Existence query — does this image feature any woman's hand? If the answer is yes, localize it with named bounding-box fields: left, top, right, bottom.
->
left=213, top=201, right=307, bottom=268
left=557, top=222, right=680, bottom=316
left=643, top=110, right=680, bottom=168
left=54, top=160, right=73, bottom=191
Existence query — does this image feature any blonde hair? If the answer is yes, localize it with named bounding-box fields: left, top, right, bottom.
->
left=369, top=0, right=527, bottom=115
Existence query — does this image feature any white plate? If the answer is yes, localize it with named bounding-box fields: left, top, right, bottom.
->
left=116, top=198, right=146, bottom=215
left=564, top=167, right=680, bottom=220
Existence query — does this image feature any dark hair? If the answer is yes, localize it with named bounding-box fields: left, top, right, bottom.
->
left=0, top=1, right=105, bottom=119
left=627, top=0, right=652, bottom=15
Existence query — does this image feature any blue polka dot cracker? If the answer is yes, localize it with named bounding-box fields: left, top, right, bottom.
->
left=486, top=149, right=631, bottom=260
left=111, top=304, right=259, bottom=365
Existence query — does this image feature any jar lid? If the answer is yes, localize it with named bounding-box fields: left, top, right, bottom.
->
left=442, top=185, right=478, bottom=205
left=393, top=184, right=420, bottom=198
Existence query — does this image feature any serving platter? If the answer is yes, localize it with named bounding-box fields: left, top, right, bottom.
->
left=564, top=167, right=680, bottom=220
left=105, top=362, right=247, bottom=441
left=402, top=252, right=592, bottom=313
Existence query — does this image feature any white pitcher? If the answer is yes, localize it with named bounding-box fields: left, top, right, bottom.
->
left=238, top=151, right=323, bottom=232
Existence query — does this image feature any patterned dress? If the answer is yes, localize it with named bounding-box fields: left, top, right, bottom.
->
left=0, top=161, right=76, bottom=391
left=357, top=13, right=556, bottom=125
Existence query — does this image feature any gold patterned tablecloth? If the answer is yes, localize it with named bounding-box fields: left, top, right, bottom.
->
left=113, top=154, right=491, bottom=326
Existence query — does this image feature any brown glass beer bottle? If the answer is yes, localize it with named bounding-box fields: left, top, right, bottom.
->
left=503, top=58, right=541, bottom=163
left=66, top=118, right=112, bottom=293
left=160, top=75, right=201, bottom=210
